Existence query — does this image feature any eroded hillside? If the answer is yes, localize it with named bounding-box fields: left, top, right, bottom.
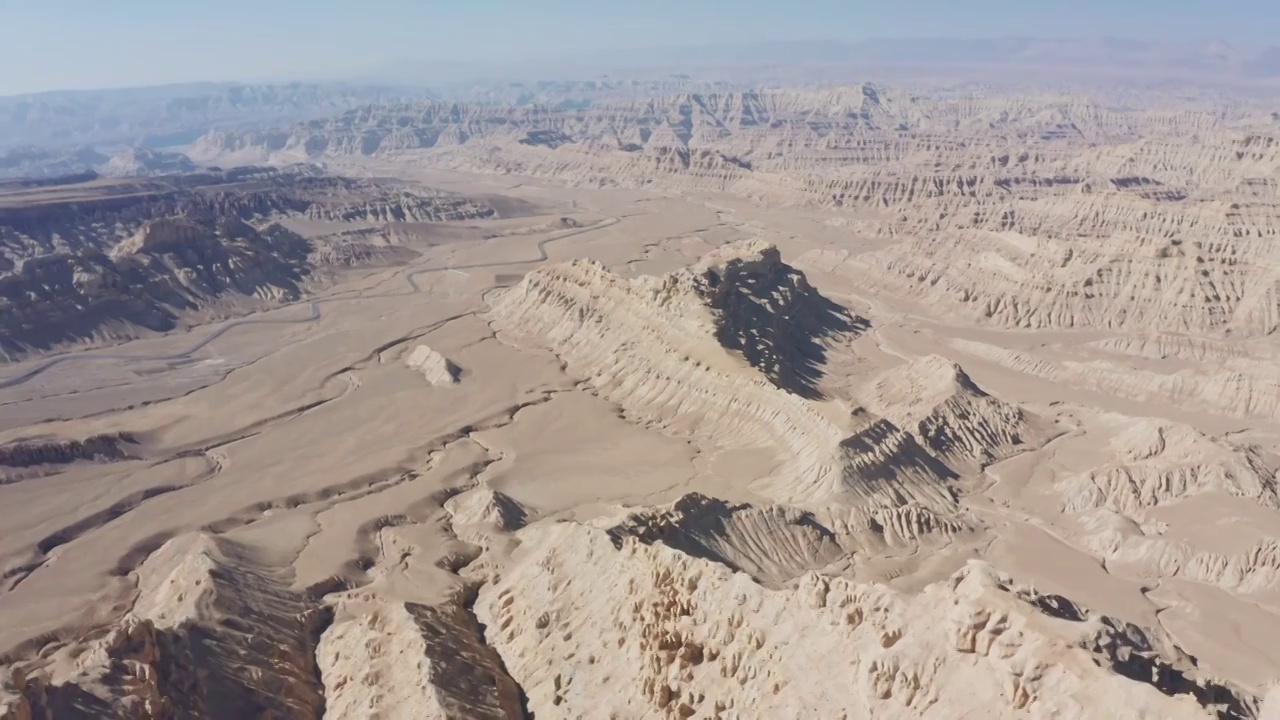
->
left=0, top=166, right=495, bottom=359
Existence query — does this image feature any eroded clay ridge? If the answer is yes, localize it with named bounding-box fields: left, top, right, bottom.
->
left=489, top=239, right=1040, bottom=515
left=473, top=517, right=1257, bottom=718
left=0, top=531, right=527, bottom=720
left=1052, top=415, right=1280, bottom=597
left=813, top=217, right=1280, bottom=336
left=862, top=354, right=1050, bottom=472
left=1060, top=415, right=1280, bottom=519
left=2, top=534, right=330, bottom=718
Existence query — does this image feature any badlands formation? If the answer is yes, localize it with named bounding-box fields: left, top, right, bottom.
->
left=1, top=81, right=1280, bottom=719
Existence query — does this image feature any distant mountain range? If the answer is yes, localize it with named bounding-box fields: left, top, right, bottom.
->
left=0, top=82, right=433, bottom=152
left=3, top=37, right=1277, bottom=155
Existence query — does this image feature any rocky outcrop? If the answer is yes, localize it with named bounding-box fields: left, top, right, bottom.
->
left=405, top=345, right=461, bottom=386
left=318, top=598, right=525, bottom=719
left=444, top=487, right=528, bottom=531
left=863, top=355, right=1047, bottom=470
left=692, top=243, right=865, bottom=398
left=1084, top=514, right=1280, bottom=596
left=304, top=192, right=494, bottom=224
left=474, top=520, right=1254, bottom=719
left=0, top=433, right=138, bottom=470
left=1061, top=416, right=1279, bottom=518
left=607, top=493, right=846, bottom=586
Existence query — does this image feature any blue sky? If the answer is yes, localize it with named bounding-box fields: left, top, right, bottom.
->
left=1, top=0, right=1278, bottom=94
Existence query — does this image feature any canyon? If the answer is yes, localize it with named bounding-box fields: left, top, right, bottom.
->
left=0, top=77, right=1279, bottom=718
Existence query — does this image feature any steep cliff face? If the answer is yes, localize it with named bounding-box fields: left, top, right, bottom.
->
left=303, top=191, right=493, bottom=224
left=692, top=243, right=866, bottom=398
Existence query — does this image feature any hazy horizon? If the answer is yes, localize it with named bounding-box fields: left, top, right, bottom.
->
left=2, top=0, right=1279, bottom=95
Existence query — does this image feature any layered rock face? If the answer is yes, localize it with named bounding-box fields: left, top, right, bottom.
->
left=0, top=166, right=489, bottom=263
left=605, top=493, right=848, bottom=586
left=0, top=433, right=137, bottom=471
left=0, top=166, right=495, bottom=359
left=492, top=240, right=909, bottom=508
left=836, top=220, right=1280, bottom=337
left=473, top=520, right=1253, bottom=719
left=951, top=338, right=1280, bottom=422
left=863, top=355, right=1045, bottom=471
left=0, top=217, right=312, bottom=359
left=304, top=191, right=491, bottom=224
left=490, top=240, right=1041, bottom=520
